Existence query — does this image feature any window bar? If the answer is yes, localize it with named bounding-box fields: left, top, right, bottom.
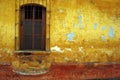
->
left=26, top=5, right=28, bottom=19
left=21, top=6, right=23, bottom=49
left=32, top=5, right=34, bottom=49
left=19, top=0, right=20, bottom=50
left=35, top=7, right=39, bottom=19
left=39, top=0, right=41, bottom=50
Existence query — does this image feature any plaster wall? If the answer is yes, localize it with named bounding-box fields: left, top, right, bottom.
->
left=0, top=0, right=120, bottom=63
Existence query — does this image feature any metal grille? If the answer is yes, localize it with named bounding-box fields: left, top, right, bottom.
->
left=15, top=0, right=51, bottom=51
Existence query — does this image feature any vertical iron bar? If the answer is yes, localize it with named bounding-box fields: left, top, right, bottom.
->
left=18, top=0, right=21, bottom=49
left=32, top=5, right=34, bottom=49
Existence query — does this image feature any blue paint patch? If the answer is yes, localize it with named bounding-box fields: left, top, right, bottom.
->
left=102, top=26, right=106, bottom=31
left=78, top=15, right=84, bottom=28
left=101, top=35, right=107, bottom=41
left=67, top=32, right=75, bottom=41
left=108, top=26, right=114, bottom=38
left=78, top=16, right=82, bottom=25
left=94, top=23, right=98, bottom=30
left=78, top=15, right=82, bottom=19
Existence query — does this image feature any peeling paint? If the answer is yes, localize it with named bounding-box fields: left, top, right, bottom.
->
left=102, top=26, right=106, bottom=31
left=101, top=35, right=107, bottom=41
left=0, top=0, right=120, bottom=63
left=0, top=48, right=13, bottom=55
left=64, top=57, right=69, bottom=61
left=78, top=15, right=82, bottom=20
left=65, top=48, right=72, bottom=51
left=108, top=26, right=114, bottom=38
left=94, top=23, right=98, bottom=30
left=75, top=59, right=78, bottom=62
left=91, top=46, right=94, bottom=48
left=67, top=32, right=75, bottom=41
left=78, top=47, right=84, bottom=53
left=78, top=16, right=82, bottom=24
left=59, top=8, right=64, bottom=13
left=78, top=15, right=84, bottom=28
left=51, top=46, right=64, bottom=53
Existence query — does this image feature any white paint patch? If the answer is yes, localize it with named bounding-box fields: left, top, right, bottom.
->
left=65, top=48, right=72, bottom=51
left=91, top=46, right=94, bottom=48
left=51, top=46, right=64, bottom=53
left=64, top=57, right=69, bottom=61
left=7, top=50, right=13, bottom=55
left=59, top=9, right=64, bottom=13
left=75, top=59, right=78, bottom=62
left=7, top=50, right=10, bottom=54
left=79, top=47, right=84, bottom=53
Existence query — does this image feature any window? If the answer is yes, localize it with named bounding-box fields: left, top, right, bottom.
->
left=20, top=4, right=46, bottom=51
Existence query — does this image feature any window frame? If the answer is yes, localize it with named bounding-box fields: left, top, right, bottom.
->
left=15, top=3, right=50, bottom=52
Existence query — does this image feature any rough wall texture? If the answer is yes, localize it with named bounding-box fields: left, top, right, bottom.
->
left=0, top=0, right=120, bottom=63
left=0, top=0, right=15, bottom=63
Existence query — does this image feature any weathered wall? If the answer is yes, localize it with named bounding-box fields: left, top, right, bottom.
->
left=50, top=0, right=120, bottom=62
left=0, top=0, right=120, bottom=63
left=0, top=0, right=15, bottom=63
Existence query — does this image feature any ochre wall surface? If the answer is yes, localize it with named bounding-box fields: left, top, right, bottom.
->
left=0, top=0, right=120, bottom=63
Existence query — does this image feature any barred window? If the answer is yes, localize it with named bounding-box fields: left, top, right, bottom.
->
left=20, top=4, right=46, bottom=50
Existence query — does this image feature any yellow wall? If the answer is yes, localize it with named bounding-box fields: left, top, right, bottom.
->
left=0, top=0, right=120, bottom=63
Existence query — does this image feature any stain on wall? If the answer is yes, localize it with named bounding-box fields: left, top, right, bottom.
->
left=101, top=26, right=106, bottom=31
left=101, top=35, right=107, bottom=41
left=0, top=0, right=120, bottom=63
left=67, top=32, right=75, bottom=41
left=108, top=26, right=114, bottom=38
left=78, top=15, right=84, bottom=29
left=94, top=23, right=98, bottom=30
